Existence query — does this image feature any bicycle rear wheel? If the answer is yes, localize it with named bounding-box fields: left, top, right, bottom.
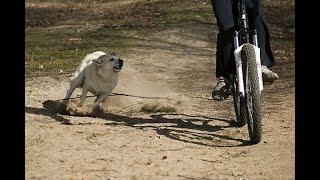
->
left=241, top=43, right=262, bottom=144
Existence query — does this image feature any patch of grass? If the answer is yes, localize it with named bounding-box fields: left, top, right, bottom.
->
left=101, top=0, right=214, bottom=30
left=26, top=6, right=90, bottom=27
left=25, top=0, right=215, bottom=78
left=25, top=58, right=77, bottom=78
left=140, top=103, right=176, bottom=113
left=25, top=28, right=135, bottom=78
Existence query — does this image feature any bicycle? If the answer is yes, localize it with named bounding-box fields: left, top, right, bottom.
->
left=230, top=0, right=264, bottom=144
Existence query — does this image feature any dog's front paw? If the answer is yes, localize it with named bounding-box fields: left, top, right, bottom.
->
left=91, top=106, right=104, bottom=115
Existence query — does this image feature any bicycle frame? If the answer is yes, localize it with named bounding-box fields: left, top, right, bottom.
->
left=233, top=0, right=263, bottom=96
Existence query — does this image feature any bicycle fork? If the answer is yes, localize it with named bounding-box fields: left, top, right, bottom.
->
left=233, top=30, right=263, bottom=97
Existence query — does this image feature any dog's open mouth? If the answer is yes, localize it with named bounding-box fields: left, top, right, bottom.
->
left=113, top=67, right=121, bottom=72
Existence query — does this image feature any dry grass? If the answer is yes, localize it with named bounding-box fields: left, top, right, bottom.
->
left=140, top=103, right=176, bottom=113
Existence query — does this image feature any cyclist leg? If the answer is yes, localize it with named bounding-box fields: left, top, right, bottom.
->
left=246, top=0, right=279, bottom=82
left=210, top=0, right=237, bottom=100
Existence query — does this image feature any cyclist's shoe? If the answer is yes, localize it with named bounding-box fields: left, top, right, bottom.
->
left=261, top=66, right=279, bottom=83
left=212, top=76, right=232, bottom=101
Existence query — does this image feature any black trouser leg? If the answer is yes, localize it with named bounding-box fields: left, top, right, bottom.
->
left=211, top=0, right=235, bottom=78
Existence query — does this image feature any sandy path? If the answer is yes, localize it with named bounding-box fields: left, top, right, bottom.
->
left=26, top=22, right=294, bottom=179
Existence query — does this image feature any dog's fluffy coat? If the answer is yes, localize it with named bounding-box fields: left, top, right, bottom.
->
left=64, top=51, right=123, bottom=109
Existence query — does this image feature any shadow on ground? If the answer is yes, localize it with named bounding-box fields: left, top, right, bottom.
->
left=25, top=99, right=252, bottom=147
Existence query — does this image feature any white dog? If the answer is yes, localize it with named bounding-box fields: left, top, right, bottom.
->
left=64, top=51, right=123, bottom=110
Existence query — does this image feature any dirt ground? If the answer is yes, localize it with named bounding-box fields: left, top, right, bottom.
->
left=25, top=0, right=294, bottom=179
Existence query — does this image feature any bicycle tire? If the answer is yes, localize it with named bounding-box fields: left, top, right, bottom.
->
left=231, top=75, right=246, bottom=127
left=241, top=43, right=262, bottom=144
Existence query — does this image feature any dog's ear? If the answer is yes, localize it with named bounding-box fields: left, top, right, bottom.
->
left=92, top=58, right=101, bottom=66
left=93, top=55, right=107, bottom=66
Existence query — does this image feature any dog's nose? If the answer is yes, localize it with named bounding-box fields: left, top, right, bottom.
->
left=118, top=59, right=123, bottom=69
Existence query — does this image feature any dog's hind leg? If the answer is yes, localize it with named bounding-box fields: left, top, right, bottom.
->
left=64, top=73, right=85, bottom=101
left=64, top=86, right=75, bottom=101
left=78, top=82, right=89, bottom=107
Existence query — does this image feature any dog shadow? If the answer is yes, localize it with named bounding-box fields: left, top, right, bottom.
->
left=25, top=100, right=251, bottom=147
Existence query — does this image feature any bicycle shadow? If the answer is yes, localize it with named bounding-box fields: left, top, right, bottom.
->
left=25, top=100, right=251, bottom=147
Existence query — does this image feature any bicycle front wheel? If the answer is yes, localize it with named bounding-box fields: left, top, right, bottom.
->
left=241, top=43, right=262, bottom=144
